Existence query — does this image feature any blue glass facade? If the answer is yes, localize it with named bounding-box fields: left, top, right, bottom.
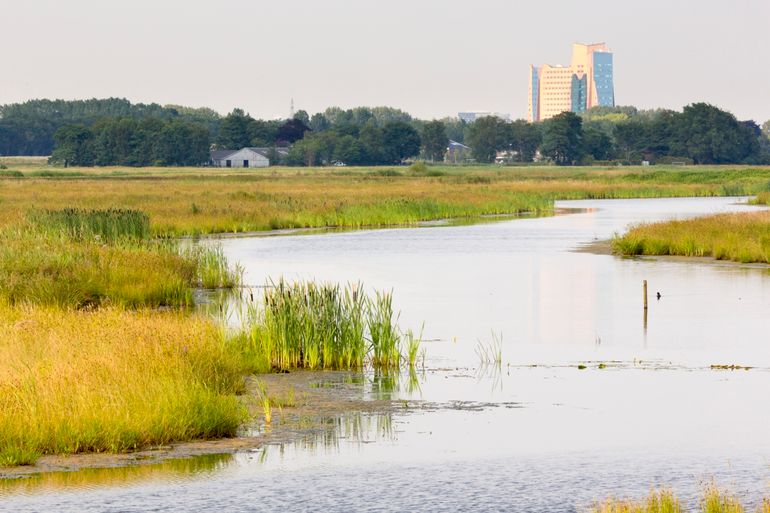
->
left=530, top=67, right=539, bottom=121
left=571, top=74, right=587, bottom=113
left=592, top=52, right=615, bottom=107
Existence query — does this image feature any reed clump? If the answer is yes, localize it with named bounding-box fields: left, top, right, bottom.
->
left=612, top=211, right=770, bottom=264
left=235, top=280, right=416, bottom=372
left=0, top=304, right=247, bottom=466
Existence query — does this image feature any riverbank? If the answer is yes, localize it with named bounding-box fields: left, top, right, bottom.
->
left=612, top=210, right=770, bottom=264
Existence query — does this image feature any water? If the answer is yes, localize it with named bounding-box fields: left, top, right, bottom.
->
left=5, top=197, right=770, bottom=512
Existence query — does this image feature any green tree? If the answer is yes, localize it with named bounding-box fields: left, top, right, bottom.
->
left=540, top=112, right=585, bottom=165
left=50, top=125, right=95, bottom=166
left=583, top=125, right=613, bottom=161
left=466, top=116, right=509, bottom=163
left=672, top=103, right=759, bottom=164
left=381, top=121, right=421, bottom=164
left=509, top=120, right=541, bottom=162
left=420, top=120, right=448, bottom=162
left=217, top=109, right=253, bottom=149
left=293, top=109, right=310, bottom=126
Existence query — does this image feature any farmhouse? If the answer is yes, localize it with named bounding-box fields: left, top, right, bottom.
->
left=209, top=147, right=288, bottom=168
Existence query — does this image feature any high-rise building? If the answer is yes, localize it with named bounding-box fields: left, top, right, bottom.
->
left=527, top=43, right=615, bottom=122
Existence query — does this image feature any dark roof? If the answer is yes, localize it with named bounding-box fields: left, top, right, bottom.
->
left=247, top=147, right=290, bottom=157
left=210, top=149, right=236, bottom=160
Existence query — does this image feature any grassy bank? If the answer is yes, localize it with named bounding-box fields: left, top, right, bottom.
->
left=1, top=163, right=770, bottom=235
left=0, top=204, right=423, bottom=467
left=0, top=306, right=246, bottom=466
left=612, top=210, right=770, bottom=264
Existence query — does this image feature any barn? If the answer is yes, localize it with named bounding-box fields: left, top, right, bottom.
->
left=210, top=147, right=270, bottom=168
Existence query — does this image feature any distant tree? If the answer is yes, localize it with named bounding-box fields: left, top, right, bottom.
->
left=381, top=121, right=421, bottom=164
left=540, top=112, right=584, bottom=165
left=762, top=120, right=770, bottom=140
left=293, top=109, right=310, bottom=126
left=673, top=103, right=759, bottom=164
left=50, top=125, right=95, bottom=166
left=358, top=125, right=385, bottom=164
left=309, top=113, right=331, bottom=132
left=465, top=116, right=509, bottom=163
left=218, top=109, right=254, bottom=149
left=420, top=120, right=448, bottom=162
left=613, top=120, right=646, bottom=161
left=583, top=125, right=613, bottom=161
left=286, top=137, right=319, bottom=166
left=334, top=135, right=363, bottom=165
left=276, top=118, right=310, bottom=145
left=509, top=119, right=541, bottom=162
left=250, top=120, right=280, bottom=147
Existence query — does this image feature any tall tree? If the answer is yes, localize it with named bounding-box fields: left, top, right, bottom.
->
left=276, top=118, right=310, bottom=145
left=420, top=120, right=448, bottom=162
left=465, top=116, right=509, bottom=163
left=381, top=121, right=421, bottom=164
left=540, top=112, right=585, bottom=165
left=509, top=120, right=541, bottom=162
left=217, top=109, right=253, bottom=149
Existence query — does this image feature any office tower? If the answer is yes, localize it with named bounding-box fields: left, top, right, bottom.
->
left=528, top=43, right=615, bottom=122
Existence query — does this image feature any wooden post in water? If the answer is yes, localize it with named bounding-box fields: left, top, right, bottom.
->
left=643, top=279, right=649, bottom=333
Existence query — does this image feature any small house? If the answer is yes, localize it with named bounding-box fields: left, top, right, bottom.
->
left=210, top=148, right=269, bottom=168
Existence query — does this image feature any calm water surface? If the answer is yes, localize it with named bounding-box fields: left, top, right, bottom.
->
left=5, top=197, right=770, bottom=512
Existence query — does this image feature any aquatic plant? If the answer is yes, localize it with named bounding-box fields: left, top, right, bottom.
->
left=475, top=331, right=503, bottom=365
left=236, top=280, right=415, bottom=371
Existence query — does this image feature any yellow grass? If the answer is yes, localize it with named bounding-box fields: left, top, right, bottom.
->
left=589, top=490, right=682, bottom=513
left=1, top=164, right=769, bottom=235
left=0, top=304, right=247, bottom=466
left=613, top=210, right=770, bottom=263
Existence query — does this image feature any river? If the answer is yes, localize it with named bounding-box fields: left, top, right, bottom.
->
left=4, top=196, right=770, bottom=512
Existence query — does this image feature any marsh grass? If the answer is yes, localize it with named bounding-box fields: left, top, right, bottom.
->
left=3, top=165, right=769, bottom=236
left=236, top=280, right=415, bottom=372
left=612, top=211, right=770, bottom=264
left=0, top=305, right=247, bottom=466
left=589, top=490, right=681, bottom=513
left=701, top=486, right=744, bottom=513
left=28, top=208, right=150, bottom=242
left=0, top=210, right=240, bottom=308
left=475, top=331, right=503, bottom=365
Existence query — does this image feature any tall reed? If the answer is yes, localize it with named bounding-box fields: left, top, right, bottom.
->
left=236, top=280, right=414, bottom=371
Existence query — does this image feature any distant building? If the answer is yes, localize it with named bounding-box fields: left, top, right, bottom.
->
left=446, top=140, right=472, bottom=163
left=458, top=112, right=511, bottom=124
left=528, top=43, right=615, bottom=122
left=209, top=147, right=289, bottom=168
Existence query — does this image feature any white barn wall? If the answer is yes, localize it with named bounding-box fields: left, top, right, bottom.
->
left=221, top=148, right=269, bottom=168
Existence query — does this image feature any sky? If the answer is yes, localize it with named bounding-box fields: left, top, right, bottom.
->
left=2, top=0, right=769, bottom=122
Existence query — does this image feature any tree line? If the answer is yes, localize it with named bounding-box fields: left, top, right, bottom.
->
left=2, top=98, right=769, bottom=166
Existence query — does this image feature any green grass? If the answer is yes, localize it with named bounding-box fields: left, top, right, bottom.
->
left=612, top=210, right=770, bottom=264
left=28, top=208, right=150, bottom=241
left=234, top=280, right=416, bottom=372
left=0, top=210, right=240, bottom=308
left=589, top=489, right=681, bottom=512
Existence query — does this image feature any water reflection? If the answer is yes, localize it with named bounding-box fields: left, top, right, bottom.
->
left=0, top=454, right=232, bottom=497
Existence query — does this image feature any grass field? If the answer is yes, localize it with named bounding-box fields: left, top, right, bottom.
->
left=2, top=159, right=770, bottom=235
left=588, top=486, right=767, bottom=513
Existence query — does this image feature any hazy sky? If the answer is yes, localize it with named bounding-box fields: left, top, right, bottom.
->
left=2, top=0, right=769, bottom=122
